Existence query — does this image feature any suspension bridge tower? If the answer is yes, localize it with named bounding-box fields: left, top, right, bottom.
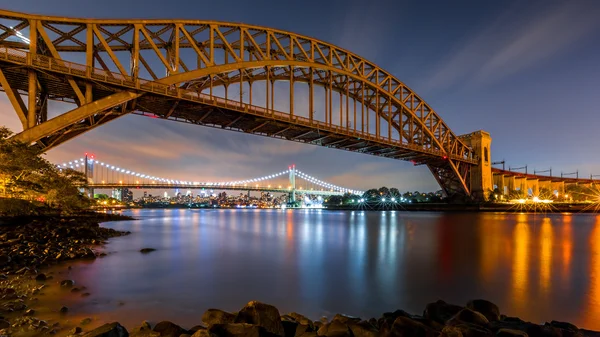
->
left=460, top=130, right=493, bottom=201
left=288, top=165, right=296, bottom=205
left=83, top=153, right=95, bottom=198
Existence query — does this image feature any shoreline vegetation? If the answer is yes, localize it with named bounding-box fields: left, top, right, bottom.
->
left=0, top=215, right=599, bottom=337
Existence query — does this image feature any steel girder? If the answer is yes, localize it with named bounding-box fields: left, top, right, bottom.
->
left=0, top=10, right=477, bottom=197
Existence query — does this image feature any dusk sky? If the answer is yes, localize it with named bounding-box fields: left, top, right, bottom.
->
left=1, top=0, right=600, bottom=192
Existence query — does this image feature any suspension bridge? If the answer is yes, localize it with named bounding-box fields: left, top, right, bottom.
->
left=58, top=155, right=363, bottom=199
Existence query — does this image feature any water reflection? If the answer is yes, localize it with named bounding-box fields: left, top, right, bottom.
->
left=539, top=218, right=553, bottom=296
left=585, top=216, right=600, bottom=327
left=39, top=210, right=600, bottom=331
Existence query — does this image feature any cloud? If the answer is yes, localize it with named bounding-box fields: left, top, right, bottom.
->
left=0, top=95, right=25, bottom=132
left=421, top=1, right=600, bottom=92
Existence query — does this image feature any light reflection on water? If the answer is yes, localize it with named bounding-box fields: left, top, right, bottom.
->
left=41, top=210, right=600, bottom=331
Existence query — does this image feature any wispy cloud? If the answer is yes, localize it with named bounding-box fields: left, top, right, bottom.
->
left=421, top=1, right=600, bottom=92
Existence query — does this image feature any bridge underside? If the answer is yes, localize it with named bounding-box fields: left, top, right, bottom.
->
left=0, top=62, right=461, bottom=167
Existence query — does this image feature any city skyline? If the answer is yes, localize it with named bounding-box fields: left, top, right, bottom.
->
left=1, top=0, right=600, bottom=192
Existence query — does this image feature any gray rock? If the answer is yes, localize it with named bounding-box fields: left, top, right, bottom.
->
left=35, top=273, right=47, bottom=281
left=202, top=309, right=236, bottom=326
left=82, top=322, right=128, bottom=337
left=234, top=301, right=285, bottom=336
left=449, top=309, right=490, bottom=327
left=317, top=320, right=351, bottom=336
left=332, top=314, right=361, bottom=324
left=467, top=300, right=501, bottom=322
left=60, top=306, right=69, bottom=313
left=140, top=248, right=156, bottom=254
left=424, top=300, right=464, bottom=324
left=129, top=322, right=159, bottom=337
left=348, top=321, right=379, bottom=337
left=152, top=321, right=186, bottom=337
left=549, top=321, right=578, bottom=332
left=287, top=313, right=314, bottom=329
left=60, top=279, right=75, bottom=288
left=392, top=316, right=437, bottom=337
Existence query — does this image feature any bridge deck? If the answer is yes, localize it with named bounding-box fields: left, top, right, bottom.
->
left=88, top=184, right=343, bottom=196
left=492, top=168, right=598, bottom=184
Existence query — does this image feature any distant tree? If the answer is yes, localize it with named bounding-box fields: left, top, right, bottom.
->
left=325, top=195, right=343, bottom=205
left=389, top=188, right=400, bottom=198
left=378, top=187, right=390, bottom=197
left=363, top=189, right=379, bottom=200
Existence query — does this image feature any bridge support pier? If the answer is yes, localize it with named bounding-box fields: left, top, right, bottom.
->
left=460, top=130, right=492, bottom=201
left=288, top=165, right=296, bottom=205
left=527, top=179, right=539, bottom=196
left=552, top=181, right=565, bottom=196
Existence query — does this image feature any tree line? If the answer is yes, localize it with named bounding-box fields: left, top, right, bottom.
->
left=0, top=127, right=90, bottom=216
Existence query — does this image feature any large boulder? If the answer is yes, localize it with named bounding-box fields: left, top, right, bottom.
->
left=130, top=321, right=160, bottom=337
left=152, top=321, right=186, bottom=337
left=235, top=301, right=285, bottom=336
left=287, top=313, right=313, bottom=328
left=347, top=321, right=379, bottom=337
left=317, top=320, right=352, bottom=336
left=448, top=309, right=490, bottom=327
left=332, top=314, right=361, bottom=325
left=548, top=321, right=578, bottom=332
left=82, top=322, right=129, bottom=337
left=467, top=300, right=500, bottom=322
left=202, top=309, right=236, bottom=326
left=391, top=316, right=439, bottom=337
left=424, top=300, right=464, bottom=324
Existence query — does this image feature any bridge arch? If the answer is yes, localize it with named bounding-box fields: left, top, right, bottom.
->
left=0, top=10, right=479, bottom=198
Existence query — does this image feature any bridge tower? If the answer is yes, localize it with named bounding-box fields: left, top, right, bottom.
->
left=83, top=153, right=94, bottom=198
left=460, top=131, right=493, bottom=201
left=288, top=165, right=296, bottom=205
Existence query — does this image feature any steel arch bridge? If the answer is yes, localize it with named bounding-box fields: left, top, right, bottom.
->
left=0, top=10, right=487, bottom=199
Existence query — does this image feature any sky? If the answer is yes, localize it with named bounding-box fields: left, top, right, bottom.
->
left=1, top=0, right=600, bottom=192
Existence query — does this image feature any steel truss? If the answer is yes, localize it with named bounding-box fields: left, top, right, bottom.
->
left=0, top=10, right=477, bottom=197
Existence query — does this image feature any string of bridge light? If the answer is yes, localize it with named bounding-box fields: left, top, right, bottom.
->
left=56, top=158, right=290, bottom=187
left=295, top=170, right=363, bottom=195
left=56, top=158, right=362, bottom=193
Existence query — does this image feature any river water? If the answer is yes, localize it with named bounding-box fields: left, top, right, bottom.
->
left=38, top=209, right=600, bottom=331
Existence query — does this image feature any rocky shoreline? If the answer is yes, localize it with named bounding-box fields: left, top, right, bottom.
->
left=1, top=216, right=600, bottom=337
left=1, top=216, right=130, bottom=336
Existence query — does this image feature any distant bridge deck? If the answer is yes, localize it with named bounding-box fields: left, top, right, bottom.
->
left=492, top=168, right=598, bottom=184
left=88, top=183, right=344, bottom=196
